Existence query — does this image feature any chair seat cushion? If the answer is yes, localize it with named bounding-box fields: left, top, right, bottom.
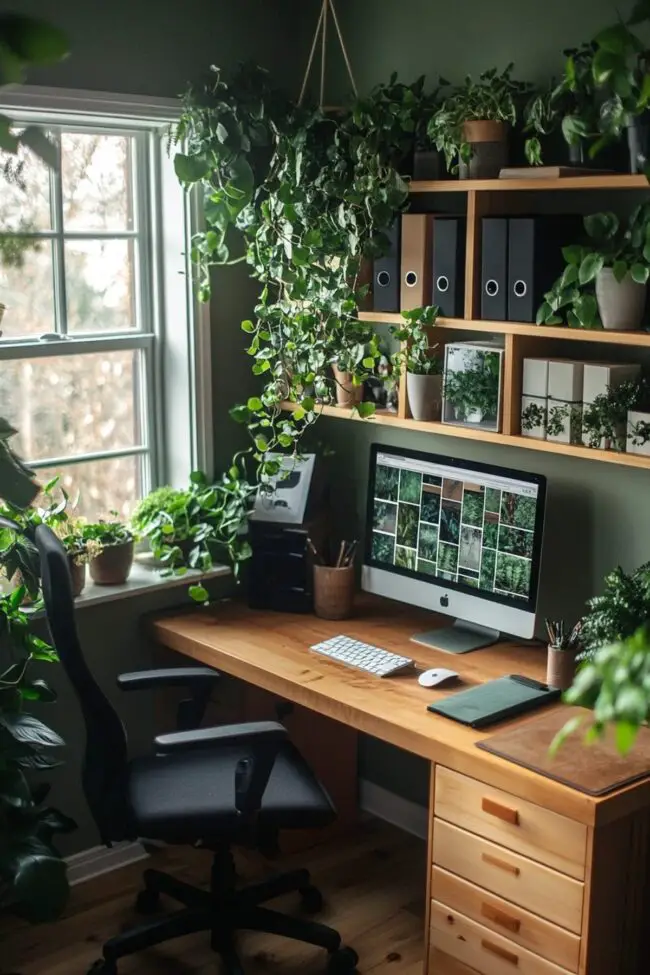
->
left=128, top=741, right=336, bottom=842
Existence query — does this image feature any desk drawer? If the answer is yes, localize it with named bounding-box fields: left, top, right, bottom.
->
left=434, top=767, right=587, bottom=880
left=432, top=819, right=584, bottom=934
left=431, top=866, right=580, bottom=972
left=430, top=900, right=573, bottom=975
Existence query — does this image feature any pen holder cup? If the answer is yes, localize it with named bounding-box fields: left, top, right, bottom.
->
left=546, top=646, right=577, bottom=691
left=313, top=564, right=355, bottom=620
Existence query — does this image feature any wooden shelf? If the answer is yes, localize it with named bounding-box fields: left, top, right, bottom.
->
left=282, top=401, right=650, bottom=470
left=409, top=174, right=649, bottom=193
left=358, top=311, right=650, bottom=346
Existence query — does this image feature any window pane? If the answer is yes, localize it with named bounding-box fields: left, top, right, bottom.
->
left=0, top=242, right=55, bottom=338
left=0, top=349, right=145, bottom=462
left=61, top=132, right=134, bottom=231
left=65, top=239, right=137, bottom=331
left=0, top=142, right=52, bottom=231
left=37, top=455, right=143, bottom=521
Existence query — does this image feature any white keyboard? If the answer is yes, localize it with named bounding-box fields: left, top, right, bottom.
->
left=310, top=635, right=414, bottom=677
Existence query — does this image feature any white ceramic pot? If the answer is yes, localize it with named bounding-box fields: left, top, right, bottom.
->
left=595, top=268, right=646, bottom=330
left=464, top=407, right=484, bottom=424
left=406, top=372, right=442, bottom=422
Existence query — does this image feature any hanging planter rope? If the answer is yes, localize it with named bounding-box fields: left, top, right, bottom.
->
left=298, top=0, right=358, bottom=108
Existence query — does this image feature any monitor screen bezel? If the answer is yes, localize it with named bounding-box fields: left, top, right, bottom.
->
left=364, top=442, right=547, bottom=614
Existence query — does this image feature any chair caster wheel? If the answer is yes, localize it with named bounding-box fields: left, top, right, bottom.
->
left=88, top=960, right=117, bottom=975
left=135, top=888, right=160, bottom=914
left=299, top=884, right=324, bottom=913
left=328, top=946, right=359, bottom=973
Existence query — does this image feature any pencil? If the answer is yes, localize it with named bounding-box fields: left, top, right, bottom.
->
left=335, top=540, right=346, bottom=568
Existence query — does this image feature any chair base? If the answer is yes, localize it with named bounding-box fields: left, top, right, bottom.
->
left=88, top=851, right=358, bottom=974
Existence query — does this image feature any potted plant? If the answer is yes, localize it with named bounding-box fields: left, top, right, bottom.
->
left=389, top=305, right=442, bottom=421
left=590, top=12, right=650, bottom=174
left=331, top=356, right=364, bottom=408
left=81, top=516, right=135, bottom=585
left=443, top=349, right=501, bottom=424
left=36, top=477, right=89, bottom=597
left=427, top=65, right=530, bottom=178
left=583, top=379, right=644, bottom=450
left=537, top=207, right=650, bottom=330
left=579, top=559, right=650, bottom=659
left=524, top=43, right=599, bottom=166
left=131, top=466, right=255, bottom=600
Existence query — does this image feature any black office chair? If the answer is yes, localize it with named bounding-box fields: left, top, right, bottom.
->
left=35, top=525, right=358, bottom=975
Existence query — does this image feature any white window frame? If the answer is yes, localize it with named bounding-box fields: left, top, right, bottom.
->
left=0, top=85, right=213, bottom=496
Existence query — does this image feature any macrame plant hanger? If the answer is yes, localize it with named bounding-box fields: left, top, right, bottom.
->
left=298, top=0, right=358, bottom=109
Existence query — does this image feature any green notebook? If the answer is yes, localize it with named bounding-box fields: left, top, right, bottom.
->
left=427, top=675, right=561, bottom=729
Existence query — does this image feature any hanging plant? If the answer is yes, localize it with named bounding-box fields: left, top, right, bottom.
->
left=172, top=63, right=411, bottom=481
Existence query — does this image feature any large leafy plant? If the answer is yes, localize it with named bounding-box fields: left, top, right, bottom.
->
left=427, top=65, right=530, bottom=172
left=172, top=63, right=411, bottom=481
left=131, top=466, right=256, bottom=600
left=537, top=206, right=650, bottom=328
left=579, top=560, right=650, bottom=658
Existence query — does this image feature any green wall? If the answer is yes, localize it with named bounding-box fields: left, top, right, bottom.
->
left=316, top=0, right=650, bottom=807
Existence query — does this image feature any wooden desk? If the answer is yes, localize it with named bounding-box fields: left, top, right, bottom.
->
left=152, top=594, right=650, bottom=975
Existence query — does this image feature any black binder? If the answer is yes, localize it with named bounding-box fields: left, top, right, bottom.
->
left=373, top=220, right=401, bottom=313
left=481, top=218, right=508, bottom=321
left=433, top=217, right=466, bottom=318
left=507, top=216, right=583, bottom=322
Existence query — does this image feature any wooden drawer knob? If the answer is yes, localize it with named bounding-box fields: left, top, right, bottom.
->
left=482, top=938, right=519, bottom=966
left=482, top=852, right=521, bottom=876
left=482, top=796, right=520, bottom=825
left=481, top=901, right=521, bottom=933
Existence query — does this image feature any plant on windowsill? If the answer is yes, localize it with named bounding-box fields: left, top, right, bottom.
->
left=537, top=206, right=650, bottom=330
left=35, top=477, right=92, bottom=598
left=582, top=379, right=645, bottom=451
left=80, top=517, right=135, bottom=586
left=427, top=65, right=531, bottom=178
left=524, top=42, right=599, bottom=166
left=131, top=465, right=256, bottom=602
left=389, top=305, right=442, bottom=422
left=443, top=352, right=500, bottom=424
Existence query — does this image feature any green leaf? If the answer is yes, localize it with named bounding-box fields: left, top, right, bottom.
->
left=188, top=584, right=209, bottom=603
left=174, top=152, right=209, bottom=183
left=241, top=319, right=255, bottom=333
left=549, top=715, right=583, bottom=757
left=562, top=244, right=584, bottom=266
left=0, top=14, right=69, bottom=64
left=356, top=401, right=376, bottom=418
left=229, top=404, right=250, bottom=424
left=247, top=397, right=263, bottom=411
left=293, top=406, right=306, bottom=422
left=19, top=679, right=57, bottom=703
left=612, top=259, right=629, bottom=283
left=615, top=720, right=639, bottom=755
left=0, top=712, right=63, bottom=747
left=630, top=263, right=649, bottom=284
left=579, top=253, right=605, bottom=285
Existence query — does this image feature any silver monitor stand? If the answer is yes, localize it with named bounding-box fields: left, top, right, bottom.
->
left=411, top=620, right=501, bottom=654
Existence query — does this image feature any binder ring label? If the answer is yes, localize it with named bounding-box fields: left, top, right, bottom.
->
left=405, top=271, right=418, bottom=288
left=376, top=270, right=391, bottom=288
left=513, top=279, right=527, bottom=298
left=485, top=279, right=499, bottom=297
left=436, top=275, right=450, bottom=293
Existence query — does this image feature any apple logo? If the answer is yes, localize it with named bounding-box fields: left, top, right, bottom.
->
left=440, top=594, right=449, bottom=608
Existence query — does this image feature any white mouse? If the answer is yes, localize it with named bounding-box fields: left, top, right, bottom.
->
left=418, top=667, right=460, bottom=689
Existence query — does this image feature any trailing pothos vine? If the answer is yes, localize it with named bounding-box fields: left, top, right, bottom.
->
left=172, top=64, right=416, bottom=481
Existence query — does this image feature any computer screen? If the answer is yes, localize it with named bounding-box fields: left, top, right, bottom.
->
left=363, top=444, right=546, bottom=641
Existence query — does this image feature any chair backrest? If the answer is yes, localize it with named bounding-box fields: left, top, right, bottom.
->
left=35, top=525, right=131, bottom=845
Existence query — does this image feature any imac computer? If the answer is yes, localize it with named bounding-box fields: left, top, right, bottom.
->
left=362, top=444, right=546, bottom=653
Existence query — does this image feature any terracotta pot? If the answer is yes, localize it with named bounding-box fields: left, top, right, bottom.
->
left=546, top=646, right=577, bottom=691
left=89, top=539, right=135, bottom=585
left=595, top=268, right=646, bottom=330
left=459, top=120, right=509, bottom=179
left=68, top=557, right=86, bottom=598
left=332, top=365, right=363, bottom=408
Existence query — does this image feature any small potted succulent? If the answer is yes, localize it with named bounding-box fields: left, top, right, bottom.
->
left=428, top=65, right=530, bottom=178
left=537, top=206, right=650, bottom=330
left=389, top=305, right=442, bottom=421
left=81, top=516, right=135, bottom=585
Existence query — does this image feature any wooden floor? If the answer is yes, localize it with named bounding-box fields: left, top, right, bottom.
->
left=3, top=820, right=425, bottom=975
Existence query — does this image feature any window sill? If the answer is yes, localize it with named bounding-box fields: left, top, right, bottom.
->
left=50, top=557, right=231, bottom=613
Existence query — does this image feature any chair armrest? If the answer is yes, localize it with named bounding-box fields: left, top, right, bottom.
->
left=155, top=721, right=288, bottom=817
left=154, top=720, right=287, bottom=753
left=118, top=667, right=220, bottom=731
left=117, top=667, right=220, bottom=690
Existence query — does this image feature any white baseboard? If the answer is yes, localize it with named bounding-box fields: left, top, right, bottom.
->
left=66, top=841, right=149, bottom=886
left=360, top=779, right=428, bottom=840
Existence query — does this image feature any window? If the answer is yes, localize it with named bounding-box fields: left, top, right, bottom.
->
left=0, top=93, right=211, bottom=520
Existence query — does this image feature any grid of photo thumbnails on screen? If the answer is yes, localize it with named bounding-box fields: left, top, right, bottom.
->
left=370, top=455, right=538, bottom=602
